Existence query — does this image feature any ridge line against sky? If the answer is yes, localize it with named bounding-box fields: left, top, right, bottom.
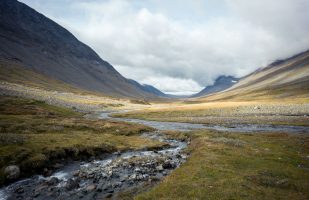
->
left=20, top=0, right=309, bottom=95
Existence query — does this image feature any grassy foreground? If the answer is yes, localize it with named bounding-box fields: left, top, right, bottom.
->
left=137, top=130, right=309, bottom=200
left=0, top=96, right=165, bottom=185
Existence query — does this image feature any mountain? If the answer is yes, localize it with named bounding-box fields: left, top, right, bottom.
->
left=126, top=79, right=167, bottom=97
left=0, top=0, right=161, bottom=99
left=199, top=50, right=309, bottom=101
left=192, top=75, right=239, bottom=97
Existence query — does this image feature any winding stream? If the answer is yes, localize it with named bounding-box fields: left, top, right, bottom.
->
left=101, top=112, right=309, bottom=134
left=1, top=112, right=308, bottom=200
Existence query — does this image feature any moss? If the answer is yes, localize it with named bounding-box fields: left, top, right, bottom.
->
left=21, top=153, right=48, bottom=172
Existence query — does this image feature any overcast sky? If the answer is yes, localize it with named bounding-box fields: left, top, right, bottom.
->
left=20, top=0, right=309, bottom=95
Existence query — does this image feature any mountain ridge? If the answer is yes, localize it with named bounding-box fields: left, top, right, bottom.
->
left=0, top=0, right=165, bottom=99
left=192, top=75, right=239, bottom=97
left=198, top=49, right=309, bottom=101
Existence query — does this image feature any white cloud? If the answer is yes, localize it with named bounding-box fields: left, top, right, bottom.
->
left=20, top=0, right=309, bottom=95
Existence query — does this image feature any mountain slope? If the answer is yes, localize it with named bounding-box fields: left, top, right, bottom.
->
left=199, top=50, right=309, bottom=101
left=127, top=79, right=167, bottom=97
left=192, top=76, right=239, bottom=97
left=0, top=0, right=160, bottom=99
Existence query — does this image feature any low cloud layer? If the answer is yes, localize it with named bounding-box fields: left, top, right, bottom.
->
left=21, top=0, right=309, bottom=95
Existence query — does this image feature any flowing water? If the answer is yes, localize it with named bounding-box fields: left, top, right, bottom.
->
left=101, top=112, right=309, bottom=134
left=1, top=112, right=308, bottom=200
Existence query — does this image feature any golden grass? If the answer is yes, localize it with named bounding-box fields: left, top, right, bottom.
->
left=113, top=101, right=309, bottom=126
left=136, top=130, right=309, bottom=200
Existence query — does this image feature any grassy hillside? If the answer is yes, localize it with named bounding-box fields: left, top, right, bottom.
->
left=198, top=50, right=309, bottom=102
left=0, top=60, right=109, bottom=96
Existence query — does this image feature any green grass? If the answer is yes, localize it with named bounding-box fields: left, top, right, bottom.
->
left=0, top=96, right=163, bottom=185
left=136, top=131, right=309, bottom=200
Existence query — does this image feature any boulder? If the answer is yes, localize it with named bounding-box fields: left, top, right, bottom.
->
left=65, top=178, right=80, bottom=191
left=162, top=161, right=174, bottom=169
left=85, top=184, right=97, bottom=192
left=4, top=165, right=20, bottom=180
left=47, top=177, right=59, bottom=186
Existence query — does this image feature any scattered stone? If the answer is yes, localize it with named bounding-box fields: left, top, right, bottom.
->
left=4, top=165, right=20, bottom=180
left=106, top=193, right=113, bottom=198
left=65, top=178, right=80, bottom=191
left=53, top=163, right=64, bottom=169
left=85, top=184, right=97, bottom=192
left=162, top=161, right=174, bottom=169
left=47, top=177, right=59, bottom=186
left=156, top=165, right=164, bottom=172
left=14, top=187, right=24, bottom=194
left=1, top=132, right=188, bottom=200
left=254, top=106, right=261, bottom=110
left=73, top=170, right=80, bottom=177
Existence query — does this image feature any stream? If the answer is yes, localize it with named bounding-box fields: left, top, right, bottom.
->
left=1, top=112, right=308, bottom=200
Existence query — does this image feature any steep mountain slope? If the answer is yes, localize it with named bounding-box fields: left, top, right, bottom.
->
left=0, top=0, right=160, bottom=99
left=199, top=50, right=309, bottom=101
left=192, top=76, right=239, bottom=97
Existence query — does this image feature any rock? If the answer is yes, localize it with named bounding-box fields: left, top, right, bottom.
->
left=254, top=106, right=261, bottom=110
left=65, top=178, right=80, bottom=191
left=106, top=193, right=113, bottom=198
left=131, top=174, right=137, bottom=180
left=156, top=165, right=164, bottom=172
left=4, top=165, right=20, bottom=180
left=85, top=184, right=97, bottom=192
left=112, top=182, right=122, bottom=188
left=73, top=170, right=80, bottom=177
left=47, top=177, right=59, bottom=186
left=53, top=163, right=64, bottom=169
left=134, top=167, right=141, bottom=172
left=43, top=168, right=52, bottom=176
left=162, top=161, right=174, bottom=169
left=14, top=187, right=24, bottom=194
left=33, top=191, right=40, bottom=198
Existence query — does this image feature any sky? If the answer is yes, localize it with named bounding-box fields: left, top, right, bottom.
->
left=20, top=0, right=309, bottom=95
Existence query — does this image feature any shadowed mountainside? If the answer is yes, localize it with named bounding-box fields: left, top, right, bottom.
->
left=0, top=0, right=166, bottom=99
left=127, top=79, right=168, bottom=98
left=192, top=75, right=239, bottom=97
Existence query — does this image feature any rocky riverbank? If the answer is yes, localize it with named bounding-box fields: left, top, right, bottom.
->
left=0, top=132, right=188, bottom=200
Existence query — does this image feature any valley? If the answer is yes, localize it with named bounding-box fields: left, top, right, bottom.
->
left=0, top=83, right=308, bottom=199
left=0, top=0, right=308, bottom=199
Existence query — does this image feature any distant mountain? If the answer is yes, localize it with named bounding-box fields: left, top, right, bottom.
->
left=126, top=79, right=167, bottom=97
left=192, top=76, right=239, bottom=97
left=199, top=50, right=309, bottom=101
left=0, top=0, right=161, bottom=99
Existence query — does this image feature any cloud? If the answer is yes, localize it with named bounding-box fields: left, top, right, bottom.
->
left=20, top=0, right=309, bottom=95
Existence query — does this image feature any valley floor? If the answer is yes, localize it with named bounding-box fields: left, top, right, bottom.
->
left=113, top=100, right=309, bottom=127
left=1, top=83, right=308, bottom=199
left=136, top=130, right=309, bottom=200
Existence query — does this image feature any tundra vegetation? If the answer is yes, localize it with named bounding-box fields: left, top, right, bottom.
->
left=0, top=96, right=166, bottom=185
left=136, top=130, right=309, bottom=200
